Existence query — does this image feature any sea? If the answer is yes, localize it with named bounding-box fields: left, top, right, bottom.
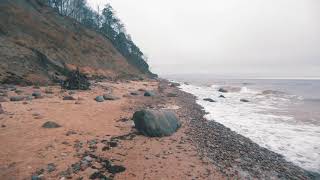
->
left=164, top=74, right=320, bottom=173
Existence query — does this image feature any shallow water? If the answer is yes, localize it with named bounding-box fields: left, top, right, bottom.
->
left=168, top=77, right=320, bottom=173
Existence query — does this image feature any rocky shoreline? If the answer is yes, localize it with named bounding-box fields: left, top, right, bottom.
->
left=170, top=80, right=320, bottom=179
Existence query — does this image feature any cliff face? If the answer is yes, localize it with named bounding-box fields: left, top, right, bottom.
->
left=0, top=0, right=149, bottom=85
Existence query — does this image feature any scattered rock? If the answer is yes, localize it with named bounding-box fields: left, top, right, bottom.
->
left=63, top=96, right=76, bottom=100
left=144, top=91, right=155, bottom=97
left=45, top=88, right=54, bottom=94
left=108, top=141, right=118, bottom=147
left=170, top=82, right=180, bottom=87
left=10, top=96, right=25, bottom=101
left=32, top=91, right=42, bottom=98
left=95, top=96, right=104, bottom=102
left=218, top=88, right=228, bottom=93
left=108, top=165, right=126, bottom=174
left=0, top=104, right=4, bottom=114
left=15, top=89, right=23, bottom=94
left=42, top=121, right=61, bottom=128
left=66, top=130, right=77, bottom=136
left=89, top=171, right=110, bottom=179
left=219, top=95, right=226, bottom=98
left=103, top=94, right=120, bottom=101
left=167, top=93, right=178, bottom=97
left=71, top=162, right=81, bottom=173
left=240, top=99, right=250, bottom=102
left=47, top=163, right=57, bottom=173
left=130, top=92, right=139, bottom=96
left=133, top=109, right=181, bottom=137
left=203, top=98, right=216, bottom=102
left=0, top=96, right=8, bottom=102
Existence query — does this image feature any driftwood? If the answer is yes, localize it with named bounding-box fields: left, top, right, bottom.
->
left=62, top=69, right=90, bottom=90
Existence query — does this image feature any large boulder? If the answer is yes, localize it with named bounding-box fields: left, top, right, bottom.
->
left=132, top=110, right=181, bottom=137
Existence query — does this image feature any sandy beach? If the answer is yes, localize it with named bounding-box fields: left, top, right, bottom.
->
left=0, top=79, right=225, bottom=180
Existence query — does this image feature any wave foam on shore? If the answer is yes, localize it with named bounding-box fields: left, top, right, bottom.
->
left=180, top=83, right=320, bottom=173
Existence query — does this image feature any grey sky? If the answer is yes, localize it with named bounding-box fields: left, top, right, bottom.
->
left=88, top=0, right=320, bottom=78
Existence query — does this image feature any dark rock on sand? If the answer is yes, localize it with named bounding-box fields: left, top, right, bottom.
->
left=219, top=95, right=226, bottom=98
left=32, top=91, right=42, bottom=99
left=0, top=104, right=4, bottom=114
left=144, top=91, right=155, bottom=97
left=130, top=92, right=139, bottom=96
left=167, top=93, right=178, bottom=97
left=203, top=98, right=216, bottom=102
left=15, top=89, right=24, bottom=94
left=47, top=163, right=56, bottom=173
left=218, top=88, right=228, bottom=93
left=103, top=94, right=120, bottom=100
left=240, top=99, right=250, bottom=102
left=108, top=165, right=126, bottom=174
left=133, top=109, right=181, bottom=137
left=89, top=171, right=110, bottom=179
left=95, top=96, right=104, bottom=102
left=63, top=96, right=76, bottom=100
left=170, top=82, right=181, bottom=87
left=42, top=121, right=61, bottom=128
left=10, top=96, right=25, bottom=101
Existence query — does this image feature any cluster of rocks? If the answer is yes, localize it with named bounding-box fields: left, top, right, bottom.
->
left=173, top=86, right=318, bottom=179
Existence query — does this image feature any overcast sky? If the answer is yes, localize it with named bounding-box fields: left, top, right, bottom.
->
left=88, top=0, right=320, bottom=78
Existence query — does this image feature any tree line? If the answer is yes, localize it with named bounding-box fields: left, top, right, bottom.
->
left=45, top=0, right=151, bottom=74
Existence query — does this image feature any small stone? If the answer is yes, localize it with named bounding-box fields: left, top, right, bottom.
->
left=10, top=96, right=25, bottom=101
left=240, top=99, right=250, bottom=102
left=219, top=95, right=226, bottom=98
left=130, top=92, right=139, bottom=96
left=42, top=121, right=61, bottom=128
left=108, top=141, right=118, bottom=147
left=218, top=88, right=228, bottom=93
left=103, top=94, right=120, bottom=101
left=83, top=156, right=93, bottom=162
left=89, top=171, right=109, bottom=179
left=71, top=162, right=81, bottom=173
left=108, top=165, right=126, bottom=174
left=95, top=96, right=104, bottom=102
left=203, top=98, right=216, bottom=102
left=144, top=91, right=155, bottom=97
left=47, top=163, right=57, bottom=173
left=0, top=104, right=4, bottom=114
left=32, top=91, right=42, bottom=98
left=167, top=93, right=178, bottom=97
left=63, top=96, right=76, bottom=100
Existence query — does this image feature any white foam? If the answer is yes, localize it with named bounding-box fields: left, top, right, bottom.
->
left=180, top=83, right=320, bottom=173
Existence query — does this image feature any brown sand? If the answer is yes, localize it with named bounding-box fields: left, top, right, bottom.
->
left=0, top=80, right=225, bottom=180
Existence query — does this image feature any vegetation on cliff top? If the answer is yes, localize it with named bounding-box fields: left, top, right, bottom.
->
left=45, top=0, right=151, bottom=74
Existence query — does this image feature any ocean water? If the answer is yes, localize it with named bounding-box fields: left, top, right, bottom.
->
left=166, top=75, right=320, bottom=173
